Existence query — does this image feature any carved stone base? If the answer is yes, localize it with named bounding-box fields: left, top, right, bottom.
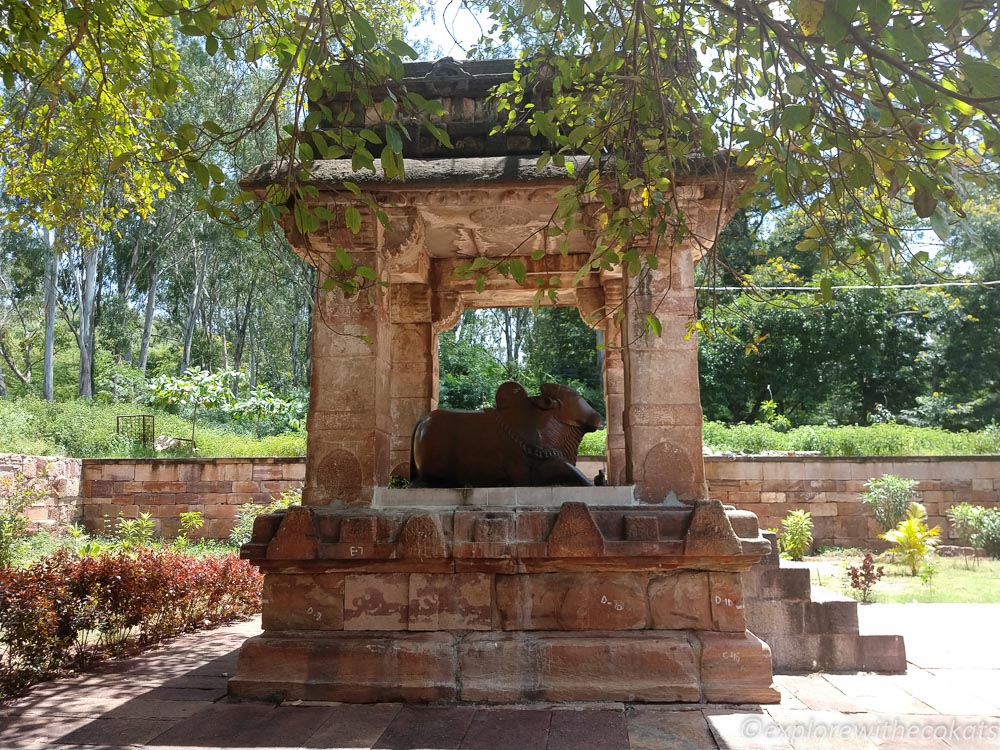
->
left=231, top=498, right=780, bottom=704
left=230, top=629, right=778, bottom=704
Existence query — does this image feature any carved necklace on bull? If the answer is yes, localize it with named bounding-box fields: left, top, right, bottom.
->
left=492, top=411, right=566, bottom=462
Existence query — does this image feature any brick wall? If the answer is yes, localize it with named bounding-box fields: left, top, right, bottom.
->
left=705, top=456, right=1000, bottom=548
left=9, top=453, right=1000, bottom=546
left=81, top=458, right=305, bottom=538
left=0, top=454, right=82, bottom=529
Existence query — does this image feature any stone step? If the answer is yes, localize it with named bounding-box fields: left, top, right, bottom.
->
left=763, top=633, right=906, bottom=673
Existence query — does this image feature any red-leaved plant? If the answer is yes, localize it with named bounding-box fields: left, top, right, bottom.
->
left=846, top=552, right=885, bottom=603
left=0, top=549, right=261, bottom=698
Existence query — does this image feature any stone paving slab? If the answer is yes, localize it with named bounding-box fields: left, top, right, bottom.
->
left=2, top=608, right=999, bottom=749
left=548, top=708, right=630, bottom=750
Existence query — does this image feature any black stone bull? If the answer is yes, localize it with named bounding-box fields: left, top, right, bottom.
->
left=409, top=382, right=603, bottom=487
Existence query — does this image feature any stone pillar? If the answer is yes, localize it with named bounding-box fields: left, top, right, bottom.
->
left=621, top=240, right=707, bottom=504
left=601, top=282, right=627, bottom=487
left=389, top=284, right=436, bottom=479
left=301, top=220, right=391, bottom=507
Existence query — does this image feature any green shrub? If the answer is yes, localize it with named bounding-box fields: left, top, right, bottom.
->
left=578, top=429, right=606, bottom=456
left=880, top=502, right=941, bottom=576
left=229, top=486, right=303, bottom=547
left=111, top=513, right=157, bottom=551
left=0, top=468, right=53, bottom=568
left=946, top=503, right=987, bottom=547
left=971, top=508, right=1000, bottom=558
left=862, top=474, right=918, bottom=533
left=779, top=509, right=813, bottom=561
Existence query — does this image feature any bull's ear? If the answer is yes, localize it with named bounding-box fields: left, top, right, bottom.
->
left=496, top=381, right=528, bottom=409
left=535, top=396, right=560, bottom=410
left=540, top=383, right=571, bottom=400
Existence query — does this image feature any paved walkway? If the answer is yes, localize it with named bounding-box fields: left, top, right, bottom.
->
left=3, top=604, right=999, bottom=749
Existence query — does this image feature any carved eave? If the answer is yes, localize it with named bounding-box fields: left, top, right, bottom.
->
left=241, top=153, right=752, bottom=195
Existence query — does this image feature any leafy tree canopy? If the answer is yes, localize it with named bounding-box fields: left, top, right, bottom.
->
left=473, top=0, right=1000, bottom=288
left=5, top=0, right=1000, bottom=295
left=0, top=0, right=422, bottom=246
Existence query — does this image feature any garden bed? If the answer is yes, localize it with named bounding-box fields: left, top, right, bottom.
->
left=801, top=548, right=1000, bottom=604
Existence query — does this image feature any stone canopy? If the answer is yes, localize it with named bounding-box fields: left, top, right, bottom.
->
left=242, top=58, right=751, bottom=506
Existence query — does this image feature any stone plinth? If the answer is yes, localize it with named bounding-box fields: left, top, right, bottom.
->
left=374, top=485, right=637, bottom=508
left=230, top=498, right=779, bottom=704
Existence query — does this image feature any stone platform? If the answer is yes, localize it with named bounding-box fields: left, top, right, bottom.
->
left=230, top=497, right=780, bottom=704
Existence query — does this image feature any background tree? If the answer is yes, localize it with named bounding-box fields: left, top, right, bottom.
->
left=468, top=0, right=1000, bottom=316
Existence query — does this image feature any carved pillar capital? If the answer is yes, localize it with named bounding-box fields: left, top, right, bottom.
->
left=431, top=291, right=463, bottom=335
left=380, top=209, right=428, bottom=284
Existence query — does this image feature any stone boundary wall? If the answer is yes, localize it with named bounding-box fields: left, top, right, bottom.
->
left=80, top=458, right=305, bottom=538
left=9, top=454, right=1000, bottom=545
left=1, top=454, right=82, bottom=529
left=705, top=456, right=1000, bottom=549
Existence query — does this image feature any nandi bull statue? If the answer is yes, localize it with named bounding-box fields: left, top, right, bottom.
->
left=410, top=382, right=603, bottom=487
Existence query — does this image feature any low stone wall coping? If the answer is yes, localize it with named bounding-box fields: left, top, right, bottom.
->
left=80, top=456, right=306, bottom=465
left=705, top=454, right=1000, bottom=463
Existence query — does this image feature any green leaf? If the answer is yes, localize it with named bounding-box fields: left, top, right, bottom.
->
left=822, top=0, right=856, bottom=44
left=293, top=201, right=320, bottom=233
left=780, top=105, right=813, bottom=131
left=384, top=124, right=403, bottom=154
left=786, top=73, right=810, bottom=96
left=645, top=313, right=662, bottom=337
left=425, top=122, right=453, bottom=149
left=208, top=164, right=226, bottom=184
left=357, top=266, right=378, bottom=281
left=64, top=7, right=85, bottom=24
left=929, top=210, right=951, bottom=241
left=345, top=206, right=362, bottom=234
left=885, top=27, right=927, bottom=62
left=963, top=59, right=1000, bottom=99
left=387, top=38, right=418, bottom=59
left=352, top=14, right=376, bottom=47
left=934, top=0, right=962, bottom=26
left=335, top=247, right=352, bottom=270
left=863, top=0, right=891, bottom=30
left=108, top=152, right=134, bottom=172
left=566, top=0, right=585, bottom=24
left=819, top=276, right=833, bottom=302
left=509, top=259, right=527, bottom=285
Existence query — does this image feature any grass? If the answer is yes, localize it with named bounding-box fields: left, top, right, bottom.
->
left=4, top=396, right=1000, bottom=460
left=579, top=423, right=1000, bottom=457
left=804, top=548, right=1000, bottom=603
left=703, top=421, right=1000, bottom=456
left=0, top=397, right=305, bottom=458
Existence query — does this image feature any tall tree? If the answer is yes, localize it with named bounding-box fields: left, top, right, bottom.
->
left=41, top=235, right=57, bottom=401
